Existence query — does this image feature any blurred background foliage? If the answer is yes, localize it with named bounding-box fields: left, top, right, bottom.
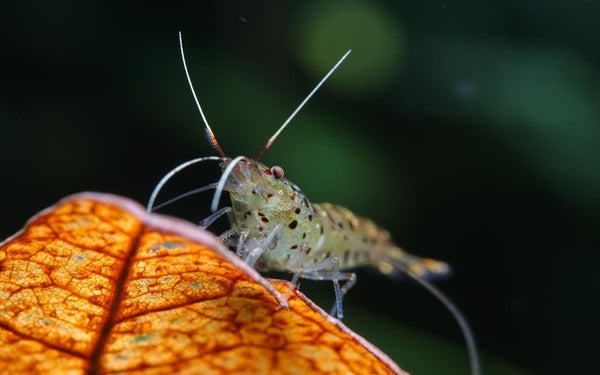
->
left=1, top=1, right=599, bottom=374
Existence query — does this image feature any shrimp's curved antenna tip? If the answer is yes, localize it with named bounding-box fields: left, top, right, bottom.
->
left=178, top=31, right=227, bottom=158
left=404, top=267, right=481, bottom=375
left=254, top=49, right=352, bottom=160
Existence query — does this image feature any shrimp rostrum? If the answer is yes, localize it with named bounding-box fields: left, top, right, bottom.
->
left=147, top=32, right=480, bottom=375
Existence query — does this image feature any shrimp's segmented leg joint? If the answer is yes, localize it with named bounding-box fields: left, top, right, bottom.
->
left=300, top=256, right=357, bottom=320
left=283, top=242, right=311, bottom=302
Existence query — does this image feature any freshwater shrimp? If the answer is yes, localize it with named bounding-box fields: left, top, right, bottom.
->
left=147, top=32, right=480, bottom=375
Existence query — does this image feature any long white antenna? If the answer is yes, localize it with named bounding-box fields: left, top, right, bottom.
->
left=255, top=49, right=352, bottom=159
left=179, top=31, right=226, bottom=158
left=404, top=267, right=481, bottom=375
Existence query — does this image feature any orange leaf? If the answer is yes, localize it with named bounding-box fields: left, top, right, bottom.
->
left=0, top=193, right=405, bottom=374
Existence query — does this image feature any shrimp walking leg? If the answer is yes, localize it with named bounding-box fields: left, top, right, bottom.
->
left=295, top=256, right=356, bottom=320
left=199, top=206, right=232, bottom=228
left=302, top=270, right=357, bottom=319
left=283, top=242, right=311, bottom=301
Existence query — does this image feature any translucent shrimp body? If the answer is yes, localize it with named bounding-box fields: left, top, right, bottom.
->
left=147, top=32, right=480, bottom=375
left=221, top=157, right=449, bottom=278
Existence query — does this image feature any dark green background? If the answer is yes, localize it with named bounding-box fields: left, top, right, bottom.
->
left=2, top=1, right=598, bottom=374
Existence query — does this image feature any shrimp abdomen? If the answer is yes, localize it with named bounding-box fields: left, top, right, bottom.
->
left=313, top=203, right=450, bottom=278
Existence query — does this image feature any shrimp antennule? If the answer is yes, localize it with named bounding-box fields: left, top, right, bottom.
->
left=152, top=183, right=219, bottom=211
left=147, top=156, right=224, bottom=212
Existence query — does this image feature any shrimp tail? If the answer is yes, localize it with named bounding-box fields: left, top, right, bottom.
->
left=373, top=246, right=451, bottom=280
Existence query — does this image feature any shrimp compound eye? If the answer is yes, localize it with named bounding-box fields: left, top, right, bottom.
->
left=271, top=166, right=284, bottom=179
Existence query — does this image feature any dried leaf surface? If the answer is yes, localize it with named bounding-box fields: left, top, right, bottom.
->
left=0, top=193, right=405, bottom=374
